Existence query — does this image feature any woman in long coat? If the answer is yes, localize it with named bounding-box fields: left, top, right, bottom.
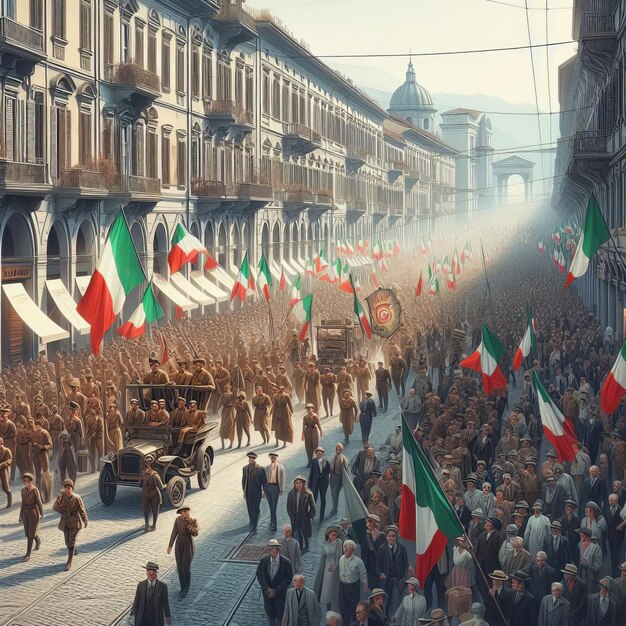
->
left=314, top=526, right=343, bottom=613
left=218, top=384, right=236, bottom=449
left=105, top=402, right=124, bottom=452
left=338, top=390, right=358, bottom=445
left=272, top=386, right=294, bottom=447
left=251, top=385, right=272, bottom=444
left=233, top=392, right=252, bottom=448
left=302, top=404, right=323, bottom=467
left=167, top=505, right=199, bottom=598
left=19, top=472, right=43, bottom=561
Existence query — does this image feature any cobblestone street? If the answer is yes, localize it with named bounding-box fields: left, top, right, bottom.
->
left=0, top=390, right=404, bottom=626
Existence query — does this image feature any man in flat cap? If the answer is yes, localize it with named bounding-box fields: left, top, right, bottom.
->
left=256, top=538, right=293, bottom=626
left=53, top=478, right=88, bottom=570
left=131, top=561, right=172, bottom=626
left=126, top=398, right=146, bottom=427
left=242, top=451, right=267, bottom=533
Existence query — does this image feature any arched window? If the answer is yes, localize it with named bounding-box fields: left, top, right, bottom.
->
left=423, top=118, right=429, bottom=130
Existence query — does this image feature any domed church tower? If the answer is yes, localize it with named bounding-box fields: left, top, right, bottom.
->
left=387, top=60, right=437, bottom=131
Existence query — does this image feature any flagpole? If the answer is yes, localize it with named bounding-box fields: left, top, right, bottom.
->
left=480, top=239, right=498, bottom=335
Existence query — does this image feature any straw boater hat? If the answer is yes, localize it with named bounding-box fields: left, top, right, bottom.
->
left=266, top=539, right=281, bottom=548
left=368, top=588, right=387, bottom=602
left=488, top=570, right=509, bottom=581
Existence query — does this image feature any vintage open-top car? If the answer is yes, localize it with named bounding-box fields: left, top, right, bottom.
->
left=98, top=421, right=217, bottom=509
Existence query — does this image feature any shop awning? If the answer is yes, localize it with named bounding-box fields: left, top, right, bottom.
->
left=3, top=283, right=70, bottom=343
left=212, top=266, right=235, bottom=291
left=281, top=259, right=297, bottom=278
left=269, top=262, right=282, bottom=282
left=75, top=275, right=92, bottom=296
left=170, top=273, right=214, bottom=305
left=152, top=274, right=197, bottom=311
left=190, top=271, right=229, bottom=303
left=291, top=258, right=306, bottom=273
left=45, top=279, right=90, bottom=335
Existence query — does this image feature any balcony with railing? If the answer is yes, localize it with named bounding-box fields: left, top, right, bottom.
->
left=53, top=169, right=108, bottom=197
left=107, top=63, right=161, bottom=107
left=110, top=174, right=161, bottom=200
left=282, top=123, right=322, bottom=156
left=345, top=146, right=368, bottom=172
left=574, top=130, right=610, bottom=158
left=0, top=157, right=48, bottom=193
left=205, top=99, right=254, bottom=128
left=191, top=179, right=226, bottom=199
left=0, top=17, right=45, bottom=62
left=345, top=199, right=367, bottom=218
left=214, top=0, right=258, bottom=49
left=226, top=181, right=273, bottom=201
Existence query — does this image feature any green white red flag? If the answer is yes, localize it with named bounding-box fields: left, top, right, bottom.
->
left=279, top=268, right=287, bottom=292
left=415, top=270, right=422, bottom=297
left=345, top=241, right=355, bottom=255
left=230, top=252, right=253, bottom=302
left=565, top=194, right=610, bottom=288
left=258, top=254, right=273, bottom=301
left=399, top=418, right=463, bottom=584
left=513, top=306, right=536, bottom=371
left=289, top=275, right=302, bottom=306
left=118, top=281, right=164, bottom=338
left=204, top=254, right=218, bottom=271
left=392, top=239, right=400, bottom=256
left=168, top=223, right=207, bottom=274
left=341, top=467, right=369, bottom=548
left=351, top=275, right=371, bottom=339
left=533, top=370, right=577, bottom=461
left=292, top=293, right=313, bottom=341
left=338, top=262, right=354, bottom=294
left=427, top=265, right=439, bottom=295
left=372, top=240, right=383, bottom=261
left=601, top=340, right=626, bottom=414
left=331, top=258, right=342, bottom=284
left=460, top=323, right=507, bottom=394
left=356, top=239, right=366, bottom=254
left=77, top=210, right=146, bottom=355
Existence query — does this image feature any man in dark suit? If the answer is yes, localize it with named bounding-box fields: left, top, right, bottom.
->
left=557, top=500, right=581, bottom=565
left=475, top=517, right=504, bottom=601
left=130, top=561, right=172, bottom=626
left=375, top=362, right=391, bottom=412
left=454, top=493, right=472, bottom=530
left=580, top=403, right=603, bottom=463
left=546, top=521, right=571, bottom=575
left=605, top=493, right=623, bottom=575
left=586, top=576, right=618, bottom=626
left=541, top=475, right=566, bottom=521
left=308, top=447, right=331, bottom=522
left=363, top=514, right=385, bottom=590
left=359, top=391, right=378, bottom=442
left=375, top=525, right=409, bottom=616
left=242, top=451, right=268, bottom=533
left=524, top=551, right=557, bottom=614
left=560, top=563, right=588, bottom=624
left=484, top=569, right=514, bottom=626
left=580, top=466, right=606, bottom=512
left=286, top=476, right=316, bottom=552
left=537, top=582, right=571, bottom=626
left=256, top=538, right=294, bottom=626
left=509, top=570, right=536, bottom=626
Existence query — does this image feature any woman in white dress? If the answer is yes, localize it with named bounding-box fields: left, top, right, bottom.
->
left=447, top=536, right=475, bottom=590
left=314, top=526, right=343, bottom=612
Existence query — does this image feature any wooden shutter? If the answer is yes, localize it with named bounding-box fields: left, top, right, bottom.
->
left=5, top=98, right=14, bottom=162
left=135, top=26, right=144, bottom=68
left=162, top=40, right=170, bottom=91
left=147, top=131, right=157, bottom=178
left=162, top=134, right=170, bottom=184
left=30, top=0, right=43, bottom=30
left=136, top=125, right=145, bottom=177
left=80, top=1, right=91, bottom=50
left=176, top=45, right=184, bottom=93
left=49, top=107, right=58, bottom=177
left=147, top=30, right=156, bottom=74
left=65, top=108, right=71, bottom=170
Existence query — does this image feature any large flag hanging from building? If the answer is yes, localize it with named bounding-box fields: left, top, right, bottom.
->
left=230, top=252, right=253, bottom=303
left=513, top=306, right=536, bottom=372
left=258, top=254, right=273, bottom=301
left=600, top=340, right=626, bottom=414
left=118, top=281, right=164, bottom=339
left=460, top=323, right=507, bottom=394
left=341, top=467, right=369, bottom=549
left=565, top=194, right=610, bottom=288
left=77, top=210, right=146, bottom=355
left=351, top=275, right=372, bottom=339
left=292, top=293, right=313, bottom=341
left=533, top=370, right=577, bottom=461
left=168, top=223, right=207, bottom=274
left=399, top=418, right=464, bottom=585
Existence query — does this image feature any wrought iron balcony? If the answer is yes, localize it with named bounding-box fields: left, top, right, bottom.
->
left=346, top=199, right=366, bottom=215
left=110, top=174, right=161, bottom=200
left=228, top=182, right=273, bottom=200
left=56, top=169, right=106, bottom=189
left=107, top=63, right=161, bottom=108
left=191, top=179, right=226, bottom=198
left=205, top=100, right=253, bottom=126
left=574, top=130, right=609, bottom=156
left=282, top=123, right=321, bottom=156
left=0, top=158, right=47, bottom=191
left=0, top=17, right=45, bottom=61
left=214, top=0, right=258, bottom=49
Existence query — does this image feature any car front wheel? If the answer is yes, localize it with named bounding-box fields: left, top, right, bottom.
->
left=99, top=463, right=117, bottom=506
left=166, top=476, right=186, bottom=508
left=197, top=452, right=211, bottom=490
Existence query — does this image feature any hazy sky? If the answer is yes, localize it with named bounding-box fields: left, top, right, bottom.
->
left=245, top=0, right=577, bottom=110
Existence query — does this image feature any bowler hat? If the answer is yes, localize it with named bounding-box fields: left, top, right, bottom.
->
left=487, top=517, right=502, bottom=531
left=515, top=500, right=530, bottom=509
left=511, top=570, right=531, bottom=582
left=599, top=577, right=613, bottom=590
left=550, top=520, right=562, bottom=530
left=142, top=561, right=160, bottom=571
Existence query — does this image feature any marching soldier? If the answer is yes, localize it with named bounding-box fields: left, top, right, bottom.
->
left=19, top=472, right=43, bottom=561
left=65, top=401, right=84, bottom=456
left=57, top=429, right=77, bottom=485
left=64, top=381, right=87, bottom=418
left=84, top=407, right=104, bottom=473
left=82, top=370, right=100, bottom=399
left=320, top=368, right=337, bottom=418
left=292, top=362, right=306, bottom=404
left=167, top=505, right=199, bottom=598
left=15, top=419, right=35, bottom=480
left=140, top=457, right=164, bottom=532
left=0, top=405, right=17, bottom=481
left=53, top=478, right=88, bottom=570
left=304, top=363, right=321, bottom=412
left=0, top=437, right=12, bottom=507
left=275, top=366, right=292, bottom=397
left=336, top=365, right=353, bottom=399
left=48, top=405, right=64, bottom=468
left=31, top=419, right=52, bottom=499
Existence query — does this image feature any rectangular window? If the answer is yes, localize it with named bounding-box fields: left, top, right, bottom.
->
left=176, top=136, right=186, bottom=186
left=34, top=92, right=44, bottom=163
left=246, top=70, right=253, bottom=114
left=202, top=52, right=212, bottom=100
left=192, top=47, right=200, bottom=99
left=79, top=0, right=91, bottom=51
left=282, top=83, right=289, bottom=122
left=30, top=0, right=43, bottom=30
left=262, top=71, right=270, bottom=115
left=161, top=132, right=170, bottom=184
left=146, top=131, right=157, bottom=179
left=103, top=11, right=114, bottom=71
left=161, top=36, right=171, bottom=91
left=52, top=0, right=66, bottom=40
left=147, top=29, right=157, bottom=74
left=176, top=44, right=185, bottom=94
left=235, top=68, right=243, bottom=109
left=2, top=0, right=14, bottom=19
left=79, top=110, right=92, bottom=166
left=122, top=22, right=130, bottom=63
left=134, top=23, right=144, bottom=68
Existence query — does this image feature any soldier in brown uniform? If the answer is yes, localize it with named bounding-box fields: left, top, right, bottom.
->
left=0, top=437, right=12, bottom=507
left=12, top=392, right=32, bottom=423
left=389, top=350, right=407, bottom=397
left=177, top=400, right=206, bottom=447
left=64, top=382, right=87, bottom=419
left=140, top=458, right=164, bottom=532
left=0, top=406, right=17, bottom=481
left=105, top=402, right=124, bottom=452
left=19, top=472, right=43, bottom=561
left=66, top=401, right=84, bottom=456
left=213, top=359, right=232, bottom=411
left=154, top=399, right=172, bottom=427
left=57, top=429, right=77, bottom=485
left=234, top=391, right=252, bottom=448
left=31, top=420, right=52, bottom=493
left=189, top=358, right=216, bottom=410
left=170, top=358, right=193, bottom=387
left=126, top=398, right=146, bottom=426
left=167, top=505, right=199, bottom=598
left=336, top=366, right=353, bottom=398
left=53, top=478, right=88, bottom=570
left=356, top=361, right=372, bottom=402
left=273, top=386, right=294, bottom=448
left=170, top=396, right=189, bottom=428
left=143, top=358, right=170, bottom=403
left=292, top=362, right=306, bottom=404
left=82, top=370, right=100, bottom=399
left=320, top=368, right=338, bottom=417
left=84, top=408, right=104, bottom=473
left=252, top=385, right=272, bottom=444
left=242, top=358, right=256, bottom=398
left=15, top=419, right=35, bottom=479
left=304, top=363, right=321, bottom=412
left=219, top=384, right=236, bottom=449
left=145, top=400, right=160, bottom=424
left=339, top=390, right=359, bottom=446
left=48, top=405, right=63, bottom=467
left=275, top=366, right=292, bottom=398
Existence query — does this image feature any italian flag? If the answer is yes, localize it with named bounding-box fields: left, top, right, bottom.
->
left=565, top=194, right=610, bottom=288
left=372, top=240, right=383, bottom=261
left=289, top=275, right=302, bottom=306
left=601, top=340, right=626, bottom=414
left=258, top=254, right=272, bottom=301
left=118, top=281, right=164, bottom=338
left=428, top=265, right=439, bottom=295
left=338, top=262, right=354, bottom=294
left=279, top=268, right=287, bottom=292
left=452, top=248, right=460, bottom=275
left=292, top=293, right=312, bottom=341
left=314, top=250, right=328, bottom=275
left=533, top=370, right=577, bottom=461
left=392, top=239, right=400, bottom=256
left=341, top=467, right=369, bottom=548
left=460, top=323, right=507, bottom=394
left=77, top=211, right=145, bottom=355
left=351, top=275, right=372, bottom=339
left=345, top=241, right=355, bottom=256
left=513, top=306, right=536, bottom=372
left=204, top=253, right=218, bottom=271
left=399, top=419, right=463, bottom=585
left=168, top=223, right=207, bottom=274
left=331, top=258, right=342, bottom=284
left=356, top=239, right=366, bottom=254
left=305, top=260, right=315, bottom=276
left=446, top=273, right=456, bottom=290
left=230, top=252, right=253, bottom=302
left=415, top=270, right=423, bottom=297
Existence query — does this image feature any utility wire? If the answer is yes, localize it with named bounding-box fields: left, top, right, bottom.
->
left=545, top=0, right=554, bottom=183
left=483, top=0, right=572, bottom=8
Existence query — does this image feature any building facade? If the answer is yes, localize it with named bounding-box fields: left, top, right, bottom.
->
left=0, top=0, right=457, bottom=364
left=554, top=0, right=624, bottom=340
